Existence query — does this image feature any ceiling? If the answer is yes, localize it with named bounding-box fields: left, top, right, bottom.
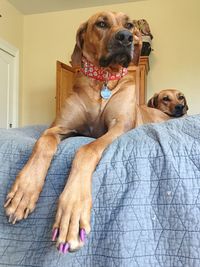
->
left=8, top=0, right=145, bottom=15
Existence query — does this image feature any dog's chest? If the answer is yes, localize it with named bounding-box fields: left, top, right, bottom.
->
left=75, top=79, right=122, bottom=137
left=86, top=101, right=108, bottom=136
left=78, top=120, right=106, bottom=138
left=76, top=98, right=108, bottom=138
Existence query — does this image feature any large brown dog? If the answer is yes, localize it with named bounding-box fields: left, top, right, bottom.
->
left=147, top=89, right=188, bottom=117
left=4, top=12, right=166, bottom=253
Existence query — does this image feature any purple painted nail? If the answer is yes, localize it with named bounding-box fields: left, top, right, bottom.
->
left=80, top=228, right=86, bottom=242
left=52, top=228, right=59, bottom=241
left=58, top=243, right=64, bottom=253
left=63, top=243, right=69, bottom=254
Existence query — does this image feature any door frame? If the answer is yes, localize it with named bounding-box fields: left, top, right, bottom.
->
left=0, top=38, right=19, bottom=127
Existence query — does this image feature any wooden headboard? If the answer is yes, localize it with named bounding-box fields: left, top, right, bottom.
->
left=56, top=56, right=149, bottom=115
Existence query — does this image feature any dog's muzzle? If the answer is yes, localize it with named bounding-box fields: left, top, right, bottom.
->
left=172, top=104, right=185, bottom=117
left=99, top=30, right=134, bottom=68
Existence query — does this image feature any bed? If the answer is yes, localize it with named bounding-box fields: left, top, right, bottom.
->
left=0, top=114, right=200, bottom=267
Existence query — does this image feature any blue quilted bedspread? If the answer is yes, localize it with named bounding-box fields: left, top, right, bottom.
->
left=0, top=115, right=200, bottom=267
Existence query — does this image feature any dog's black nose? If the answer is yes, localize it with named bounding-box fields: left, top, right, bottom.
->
left=115, top=30, right=133, bottom=46
left=175, top=104, right=184, bottom=111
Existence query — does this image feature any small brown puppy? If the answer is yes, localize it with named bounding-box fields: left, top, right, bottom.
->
left=147, top=89, right=188, bottom=118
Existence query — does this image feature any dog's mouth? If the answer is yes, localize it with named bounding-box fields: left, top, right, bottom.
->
left=164, top=104, right=187, bottom=118
left=99, top=51, right=132, bottom=68
left=164, top=110, right=185, bottom=118
left=99, top=53, right=131, bottom=68
left=99, top=40, right=133, bottom=68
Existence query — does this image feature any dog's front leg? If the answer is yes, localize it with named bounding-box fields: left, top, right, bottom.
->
left=4, top=126, right=71, bottom=224
left=53, top=119, right=130, bottom=253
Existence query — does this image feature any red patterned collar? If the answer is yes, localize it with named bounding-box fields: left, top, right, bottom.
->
left=80, top=57, right=128, bottom=82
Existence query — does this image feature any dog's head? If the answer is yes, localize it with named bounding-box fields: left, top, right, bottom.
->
left=71, top=11, right=142, bottom=70
left=147, top=89, right=188, bottom=117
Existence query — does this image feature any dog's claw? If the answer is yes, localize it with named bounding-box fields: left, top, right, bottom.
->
left=52, top=228, right=59, bottom=241
left=24, top=208, right=30, bottom=219
left=12, top=216, right=17, bottom=224
left=57, top=242, right=70, bottom=254
left=8, top=214, right=17, bottom=224
left=8, top=214, right=14, bottom=223
left=4, top=198, right=12, bottom=208
left=63, top=243, right=69, bottom=254
left=79, top=228, right=86, bottom=242
left=58, top=243, right=64, bottom=253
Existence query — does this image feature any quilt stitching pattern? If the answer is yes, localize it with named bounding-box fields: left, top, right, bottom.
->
left=0, top=116, right=200, bottom=266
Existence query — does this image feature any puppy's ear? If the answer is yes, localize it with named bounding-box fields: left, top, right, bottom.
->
left=132, top=27, right=142, bottom=66
left=184, top=96, right=189, bottom=111
left=70, top=22, right=88, bottom=67
left=147, top=93, right=159, bottom=108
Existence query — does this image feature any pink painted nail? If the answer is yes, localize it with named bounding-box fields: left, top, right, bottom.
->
left=80, top=228, right=86, bottom=242
left=63, top=243, right=69, bottom=254
left=52, top=228, right=59, bottom=241
left=58, top=243, right=64, bottom=253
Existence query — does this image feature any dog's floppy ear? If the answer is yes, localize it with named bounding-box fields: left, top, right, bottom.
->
left=132, top=27, right=142, bottom=66
left=147, top=93, right=159, bottom=108
left=70, top=22, right=88, bottom=67
left=184, top=96, right=189, bottom=111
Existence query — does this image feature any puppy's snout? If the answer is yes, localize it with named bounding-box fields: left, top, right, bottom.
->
left=175, top=104, right=184, bottom=112
left=115, top=30, right=133, bottom=46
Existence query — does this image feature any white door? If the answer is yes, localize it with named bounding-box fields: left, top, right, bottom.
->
left=0, top=49, right=15, bottom=128
left=0, top=40, right=19, bottom=129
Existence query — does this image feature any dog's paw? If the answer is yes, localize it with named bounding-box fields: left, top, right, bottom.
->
left=4, top=173, right=43, bottom=224
left=52, top=179, right=92, bottom=253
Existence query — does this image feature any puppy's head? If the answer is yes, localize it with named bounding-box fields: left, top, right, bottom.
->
left=71, top=11, right=142, bottom=70
left=147, top=89, right=188, bottom=117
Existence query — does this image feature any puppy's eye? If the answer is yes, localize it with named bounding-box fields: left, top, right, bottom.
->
left=163, top=96, right=170, bottom=101
left=178, top=95, right=184, bottom=100
left=125, top=22, right=134, bottom=30
left=96, top=21, right=107, bottom=28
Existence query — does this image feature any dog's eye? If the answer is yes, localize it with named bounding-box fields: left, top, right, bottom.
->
left=178, top=95, right=184, bottom=100
left=163, top=96, right=170, bottom=101
left=96, top=21, right=108, bottom=28
left=125, top=22, right=134, bottom=30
